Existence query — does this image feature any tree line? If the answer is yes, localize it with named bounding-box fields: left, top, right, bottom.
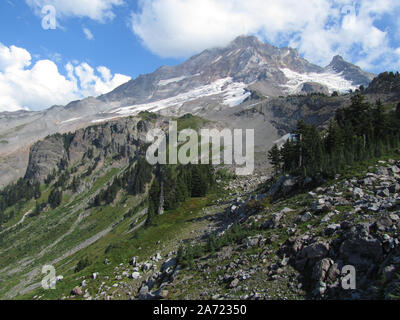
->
left=268, top=93, right=400, bottom=178
left=146, top=163, right=215, bottom=225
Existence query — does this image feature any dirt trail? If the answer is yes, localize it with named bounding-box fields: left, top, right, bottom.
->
left=0, top=210, right=32, bottom=236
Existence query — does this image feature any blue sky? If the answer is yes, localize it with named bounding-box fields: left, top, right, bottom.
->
left=0, top=1, right=181, bottom=79
left=0, top=0, right=399, bottom=112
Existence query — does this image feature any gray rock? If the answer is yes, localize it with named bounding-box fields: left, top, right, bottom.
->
left=378, top=188, right=390, bottom=198
left=321, top=212, right=335, bottom=223
left=161, top=258, right=177, bottom=273
left=390, top=166, right=400, bottom=174
left=324, top=224, right=341, bottom=236
left=340, top=238, right=383, bottom=270
left=296, top=242, right=330, bottom=270
left=353, top=187, right=364, bottom=198
left=312, top=258, right=333, bottom=282
left=377, top=167, right=389, bottom=176
left=300, top=212, right=312, bottom=222
left=72, top=287, right=83, bottom=296
left=131, top=272, right=141, bottom=280
left=230, top=278, right=240, bottom=288
left=245, top=235, right=264, bottom=248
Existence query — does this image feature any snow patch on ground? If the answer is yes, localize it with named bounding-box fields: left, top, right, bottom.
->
left=91, top=117, right=121, bottom=124
left=111, top=78, right=250, bottom=115
left=212, top=56, right=222, bottom=64
left=223, top=82, right=251, bottom=107
left=273, top=133, right=297, bottom=148
left=158, top=76, right=188, bottom=86
left=59, top=117, right=82, bottom=125
left=280, top=68, right=358, bottom=94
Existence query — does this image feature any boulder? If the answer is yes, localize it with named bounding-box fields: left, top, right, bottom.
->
left=324, top=224, right=341, bottom=236
left=245, top=235, right=264, bottom=248
left=390, top=166, right=400, bottom=174
left=267, top=175, right=296, bottom=197
left=353, top=187, right=364, bottom=198
left=161, top=258, right=177, bottom=273
left=71, top=287, right=83, bottom=296
left=229, top=278, right=240, bottom=288
left=131, top=272, right=141, bottom=280
left=339, top=238, right=383, bottom=270
left=311, top=199, right=332, bottom=214
left=300, top=212, right=312, bottom=222
left=296, top=242, right=330, bottom=271
left=375, top=216, right=394, bottom=231
left=378, top=188, right=390, bottom=198
left=377, top=167, right=389, bottom=176
left=312, top=258, right=333, bottom=282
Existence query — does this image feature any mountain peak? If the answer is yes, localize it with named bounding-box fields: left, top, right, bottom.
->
left=326, top=55, right=375, bottom=86
left=331, top=55, right=345, bottom=63
left=230, top=35, right=261, bottom=47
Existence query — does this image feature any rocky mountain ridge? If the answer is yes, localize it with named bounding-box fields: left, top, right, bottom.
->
left=0, top=35, right=377, bottom=187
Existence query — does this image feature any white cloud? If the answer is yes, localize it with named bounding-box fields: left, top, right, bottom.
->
left=131, top=0, right=400, bottom=72
left=83, top=27, right=94, bottom=40
left=0, top=43, right=131, bottom=112
left=26, top=0, right=124, bottom=22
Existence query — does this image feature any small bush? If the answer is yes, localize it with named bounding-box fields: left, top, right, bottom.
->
left=74, top=257, right=91, bottom=273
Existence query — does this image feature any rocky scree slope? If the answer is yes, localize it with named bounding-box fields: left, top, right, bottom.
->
left=26, top=156, right=400, bottom=301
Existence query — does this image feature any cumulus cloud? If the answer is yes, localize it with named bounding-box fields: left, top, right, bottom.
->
left=0, top=43, right=131, bottom=112
left=131, top=0, right=400, bottom=72
left=25, top=0, right=124, bottom=22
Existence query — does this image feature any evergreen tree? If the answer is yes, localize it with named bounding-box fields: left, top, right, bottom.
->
left=374, top=99, right=387, bottom=141
left=396, top=102, right=400, bottom=120
left=190, top=166, right=208, bottom=197
left=146, top=179, right=160, bottom=225
left=48, top=188, right=62, bottom=209
left=268, top=144, right=281, bottom=174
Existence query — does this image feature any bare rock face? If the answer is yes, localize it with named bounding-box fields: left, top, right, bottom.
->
left=24, top=134, right=67, bottom=183
left=300, top=82, right=330, bottom=95
left=24, top=116, right=156, bottom=183
left=365, top=71, right=400, bottom=95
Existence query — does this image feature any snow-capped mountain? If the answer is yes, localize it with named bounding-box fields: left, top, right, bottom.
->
left=92, top=35, right=374, bottom=116
left=0, top=35, right=377, bottom=187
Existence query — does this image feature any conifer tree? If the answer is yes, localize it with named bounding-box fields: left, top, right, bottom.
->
left=268, top=144, right=281, bottom=174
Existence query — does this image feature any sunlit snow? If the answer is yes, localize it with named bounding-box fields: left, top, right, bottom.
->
left=273, top=133, right=297, bottom=148
left=158, top=76, right=188, bottom=86
left=111, top=77, right=250, bottom=115
left=280, top=68, right=358, bottom=94
left=59, top=117, right=82, bottom=125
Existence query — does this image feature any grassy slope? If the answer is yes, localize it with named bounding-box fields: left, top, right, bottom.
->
left=17, top=178, right=229, bottom=300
